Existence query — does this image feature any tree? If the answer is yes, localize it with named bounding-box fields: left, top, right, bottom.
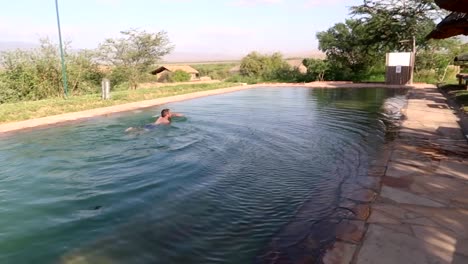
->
left=416, top=39, right=468, bottom=82
left=317, top=0, right=449, bottom=82
left=99, top=29, right=174, bottom=89
left=0, top=38, right=102, bottom=103
left=350, top=0, right=441, bottom=51
left=303, top=58, right=329, bottom=81
left=239, top=52, right=290, bottom=80
left=317, top=19, right=381, bottom=80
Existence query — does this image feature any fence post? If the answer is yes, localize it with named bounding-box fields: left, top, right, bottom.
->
left=101, top=78, right=111, bottom=100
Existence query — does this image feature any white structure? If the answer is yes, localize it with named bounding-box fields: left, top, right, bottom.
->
left=385, top=52, right=414, bottom=85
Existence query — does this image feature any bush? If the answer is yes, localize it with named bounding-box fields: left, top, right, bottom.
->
left=240, top=52, right=291, bottom=80
left=0, top=38, right=103, bottom=103
left=225, top=74, right=261, bottom=84
left=414, top=69, right=439, bottom=84
left=192, top=63, right=235, bottom=80
left=168, top=70, right=191, bottom=82
left=303, top=59, right=329, bottom=81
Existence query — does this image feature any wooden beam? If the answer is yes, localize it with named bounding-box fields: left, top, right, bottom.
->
left=435, top=0, right=468, bottom=13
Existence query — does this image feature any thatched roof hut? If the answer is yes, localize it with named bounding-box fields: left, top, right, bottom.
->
left=428, top=0, right=468, bottom=39
left=435, top=0, right=468, bottom=14
left=286, top=59, right=308, bottom=74
left=229, top=65, right=241, bottom=74
left=151, top=65, right=199, bottom=75
left=151, top=65, right=200, bottom=82
left=427, top=12, right=468, bottom=39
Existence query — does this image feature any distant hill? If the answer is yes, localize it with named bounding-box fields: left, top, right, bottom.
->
left=0, top=41, right=325, bottom=63
left=0, top=41, right=38, bottom=52
left=162, top=50, right=325, bottom=63
left=163, top=52, right=242, bottom=63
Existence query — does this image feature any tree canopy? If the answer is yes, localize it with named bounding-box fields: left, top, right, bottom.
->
left=99, top=29, right=174, bottom=89
left=350, top=0, right=441, bottom=51
left=239, top=52, right=290, bottom=80
left=316, top=0, right=463, bottom=82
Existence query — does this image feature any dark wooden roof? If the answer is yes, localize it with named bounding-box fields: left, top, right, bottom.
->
left=427, top=12, right=468, bottom=39
left=435, top=0, right=468, bottom=13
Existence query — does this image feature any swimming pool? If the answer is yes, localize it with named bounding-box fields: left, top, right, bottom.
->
left=0, top=87, right=407, bottom=263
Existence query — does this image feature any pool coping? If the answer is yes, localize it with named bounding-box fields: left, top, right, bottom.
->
left=320, top=84, right=468, bottom=263
left=0, top=82, right=430, bottom=135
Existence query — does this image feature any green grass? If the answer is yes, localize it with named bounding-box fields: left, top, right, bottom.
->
left=190, top=63, right=237, bottom=80
left=452, top=90, right=468, bottom=112
left=0, top=82, right=239, bottom=123
left=441, top=83, right=468, bottom=113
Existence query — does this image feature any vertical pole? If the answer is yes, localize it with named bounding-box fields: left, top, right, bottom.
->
left=101, top=79, right=111, bottom=100
left=409, top=36, right=416, bottom=85
left=55, top=0, right=69, bottom=98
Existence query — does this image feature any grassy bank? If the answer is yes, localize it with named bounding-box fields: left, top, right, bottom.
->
left=439, top=84, right=468, bottom=112
left=0, top=82, right=239, bottom=123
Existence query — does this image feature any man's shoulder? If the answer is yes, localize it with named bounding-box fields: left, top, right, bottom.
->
left=156, top=118, right=169, bottom=125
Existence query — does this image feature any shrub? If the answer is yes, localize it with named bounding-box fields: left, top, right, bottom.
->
left=0, top=38, right=103, bottom=103
left=225, top=74, right=261, bottom=84
left=168, top=70, right=191, bottom=82
left=240, top=52, right=291, bottom=80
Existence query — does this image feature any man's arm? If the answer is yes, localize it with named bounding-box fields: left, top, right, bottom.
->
left=172, top=113, right=184, bottom=117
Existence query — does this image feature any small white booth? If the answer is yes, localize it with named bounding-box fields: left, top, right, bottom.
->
left=385, top=52, right=414, bottom=85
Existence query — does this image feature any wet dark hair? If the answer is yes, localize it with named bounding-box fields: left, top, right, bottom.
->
left=161, top=109, right=170, bottom=118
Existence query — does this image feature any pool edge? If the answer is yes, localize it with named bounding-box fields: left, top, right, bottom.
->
left=0, top=83, right=432, bottom=135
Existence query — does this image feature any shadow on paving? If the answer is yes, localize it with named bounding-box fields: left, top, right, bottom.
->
left=353, top=88, right=468, bottom=264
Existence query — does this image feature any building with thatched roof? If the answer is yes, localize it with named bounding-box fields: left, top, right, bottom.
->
left=427, top=12, right=468, bottom=39
left=286, top=59, right=308, bottom=74
left=151, top=65, right=200, bottom=82
left=428, top=0, right=468, bottom=39
left=229, top=65, right=241, bottom=75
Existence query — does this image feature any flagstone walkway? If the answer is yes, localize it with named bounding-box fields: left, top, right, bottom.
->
left=324, top=86, right=468, bottom=264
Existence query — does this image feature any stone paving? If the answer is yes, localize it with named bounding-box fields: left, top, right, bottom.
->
left=323, top=86, right=468, bottom=264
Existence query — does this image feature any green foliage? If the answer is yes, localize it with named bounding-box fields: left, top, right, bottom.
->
left=451, top=90, right=468, bottom=112
left=191, top=63, right=236, bottom=80
left=317, top=19, right=383, bottom=81
left=98, top=28, right=174, bottom=89
left=316, top=0, right=451, bottom=83
left=225, top=74, right=260, bottom=84
left=239, top=52, right=291, bottom=80
left=416, top=40, right=468, bottom=82
left=303, top=59, right=329, bottom=81
left=350, top=0, right=440, bottom=51
left=0, top=38, right=103, bottom=104
left=168, top=70, right=191, bottom=82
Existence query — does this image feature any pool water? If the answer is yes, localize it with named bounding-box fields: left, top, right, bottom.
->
left=0, top=87, right=407, bottom=264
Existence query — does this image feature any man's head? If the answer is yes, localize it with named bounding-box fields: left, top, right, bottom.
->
left=161, top=109, right=171, bottom=118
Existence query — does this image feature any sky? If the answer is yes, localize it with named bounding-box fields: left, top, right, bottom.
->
left=0, top=0, right=362, bottom=57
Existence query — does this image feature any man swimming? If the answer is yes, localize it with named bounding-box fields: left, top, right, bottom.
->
left=155, top=109, right=184, bottom=125
left=125, top=108, right=184, bottom=132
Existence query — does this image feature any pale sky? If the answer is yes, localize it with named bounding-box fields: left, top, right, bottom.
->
left=0, top=0, right=361, bottom=56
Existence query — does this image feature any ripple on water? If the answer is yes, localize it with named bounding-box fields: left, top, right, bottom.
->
left=0, top=87, right=408, bottom=264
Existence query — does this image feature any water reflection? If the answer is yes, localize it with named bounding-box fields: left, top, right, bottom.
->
left=0, top=87, right=407, bottom=264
